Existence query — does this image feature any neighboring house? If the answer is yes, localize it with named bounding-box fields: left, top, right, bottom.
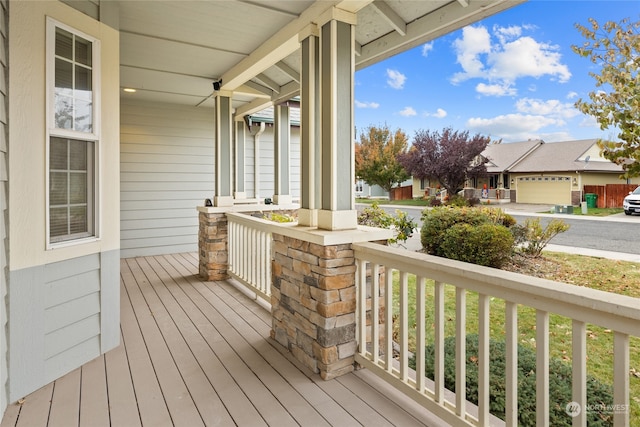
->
left=507, top=139, right=640, bottom=205
left=1, top=0, right=525, bottom=417
left=410, top=138, right=639, bottom=205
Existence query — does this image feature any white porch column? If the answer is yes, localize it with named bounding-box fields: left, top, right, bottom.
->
left=234, top=120, right=246, bottom=200
left=273, top=104, right=292, bottom=205
left=298, top=24, right=321, bottom=227
left=317, top=10, right=357, bottom=230
left=214, top=91, right=234, bottom=207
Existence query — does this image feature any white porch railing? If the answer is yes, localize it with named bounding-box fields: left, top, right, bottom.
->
left=227, top=212, right=274, bottom=301
left=226, top=212, right=297, bottom=302
left=353, top=241, right=638, bottom=427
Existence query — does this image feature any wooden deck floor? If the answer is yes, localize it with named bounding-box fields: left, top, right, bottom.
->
left=1, top=253, right=446, bottom=427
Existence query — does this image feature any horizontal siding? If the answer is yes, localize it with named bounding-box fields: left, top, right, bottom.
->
left=121, top=100, right=215, bottom=257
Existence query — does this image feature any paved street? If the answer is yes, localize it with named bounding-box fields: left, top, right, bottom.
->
left=357, top=202, right=640, bottom=261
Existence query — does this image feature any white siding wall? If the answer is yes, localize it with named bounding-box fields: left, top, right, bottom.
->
left=248, top=124, right=300, bottom=200
left=0, top=0, right=7, bottom=413
left=8, top=2, right=120, bottom=402
left=120, top=100, right=215, bottom=257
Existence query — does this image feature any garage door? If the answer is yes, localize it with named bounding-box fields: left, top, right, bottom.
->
left=516, top=176, right=572, bottom=204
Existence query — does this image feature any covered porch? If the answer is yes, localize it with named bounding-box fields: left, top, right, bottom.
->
left=1, top=253, right=442, bottom=427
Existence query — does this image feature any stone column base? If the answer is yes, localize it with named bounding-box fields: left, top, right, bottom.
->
left=198, top=212, right=229, bottom=281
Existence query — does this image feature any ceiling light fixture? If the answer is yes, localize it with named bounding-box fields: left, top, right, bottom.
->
left=123, top=88, right=137, bottom=93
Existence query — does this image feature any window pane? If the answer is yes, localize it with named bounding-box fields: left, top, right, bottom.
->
left=75, top=36, right=92, bottom=66
left=69, top=172, right=87, bottom=204
left=55, top=58, right=73, bottom=91
left=50, top=207, right=68, bottom=237
left=75, top=66, right=92, bottom=96
left=50, top=172, right=68, bottom=205
left=55, top=28, right=73, bottom=60
left=50, top=137, right=68, bottom=170
left=69, top=206, right=88, bottom=234
left=69, top=139, right=87, bottom=170
left=74, top=99, right=93, bottom=133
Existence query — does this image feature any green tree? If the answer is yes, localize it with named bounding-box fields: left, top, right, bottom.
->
left=572, top=17, right=640, bottom=177
left=355, top=125, right=410, bottom=193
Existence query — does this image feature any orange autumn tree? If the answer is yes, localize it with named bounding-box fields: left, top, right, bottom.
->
left=355, top=125, right=410, bottom=193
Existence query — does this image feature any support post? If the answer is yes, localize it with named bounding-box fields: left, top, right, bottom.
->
left=273, top=104, right=292, bottom=205
left=214, top=91, right=234, bottom=207
left=234, top=120, right=246, bottom=200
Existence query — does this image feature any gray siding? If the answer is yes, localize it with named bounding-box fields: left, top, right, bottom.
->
left=250, top=125, right=300, bottom=200
left=0, top=0, right=7, bottom=413
left=8, top=250, right=119, bottom=401
left=120, top=100, right=215, bottom=257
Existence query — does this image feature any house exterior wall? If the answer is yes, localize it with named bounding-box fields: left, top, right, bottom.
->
left=7, top=1, right=120, bottom=402
left=120, top=105, right=301, bottom=257
left=252, top=124, right=301, bottom=201
left=120, top=100, right=215, bottom=257
left=0, top=0, right=7, bottom=413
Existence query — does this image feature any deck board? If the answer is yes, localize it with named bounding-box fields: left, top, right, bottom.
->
left=1, top=253, right=440, bottom=427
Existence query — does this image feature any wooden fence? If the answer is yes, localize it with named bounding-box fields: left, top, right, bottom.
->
left=390, top=185, right=413, bottom=201
left=583, top=184, right=637, bottom=208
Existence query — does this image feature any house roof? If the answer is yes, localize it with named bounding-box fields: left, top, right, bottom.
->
left=482, top=139, right=543, bottom=173
left=107, top=0, right=525, bottom=115
left=508, top=139, right=624, bottom=173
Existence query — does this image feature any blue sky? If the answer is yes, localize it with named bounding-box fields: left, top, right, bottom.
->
left=354, top=0, right=639, bottom=144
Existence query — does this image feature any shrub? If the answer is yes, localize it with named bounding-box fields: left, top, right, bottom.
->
left=421, top=207, right=497, bottom=255
left=447, top=194, right=469, bottom=207
left=358, top=202, right=417, bottom=244
left=428, top=196, right=442, bottom=207
left=440, top=223, right=514, bottom=268
left=357, top=201, right=393, bottom=229
left=410, top=334, right=614, bottom=427
left=512, top=217, right=570, bottom=257
left=263, top=212, right=295, bottom=223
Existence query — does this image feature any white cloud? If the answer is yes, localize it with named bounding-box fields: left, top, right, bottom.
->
left=450, top=24, right=571, bottom=97
left=425, top=108, right=447, bottom=118
left=421, top=42, right=434, bottom=57
left=566, top=91, right=578, bottom=99
left=476, top=82, right=516, bottom=97
left=355, top=100, right=380, bottom=109
left=398, top=106, right=417, bottom=117
left=386, top=69, right=406, bottom=89
left=432, top=108, right=447, bottom=118
left=466, top=113, right=564, bottom=141
left=515, top=98, right=579, bottom=119
left=451, top=26, right=491, bottom=83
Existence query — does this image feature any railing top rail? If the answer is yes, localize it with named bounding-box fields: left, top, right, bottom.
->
left=353, top=241, right=640, bottom=336
left=226, top=212, right=393, bottom=246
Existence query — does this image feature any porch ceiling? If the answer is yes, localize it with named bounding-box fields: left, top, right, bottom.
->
left=116, top=0, right=524, bottom=114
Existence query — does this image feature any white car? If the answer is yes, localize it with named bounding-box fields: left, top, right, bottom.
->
left=623, top=186, right=640, bottom=215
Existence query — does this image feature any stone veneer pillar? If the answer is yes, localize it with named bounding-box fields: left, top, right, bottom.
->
left=270, top=231, right=389, bottom=380
left=198, top=211, right=228, bottom=281
left=198, top=206, right=300, bottom=281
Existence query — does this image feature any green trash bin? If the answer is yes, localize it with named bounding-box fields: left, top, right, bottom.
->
left=585, top=193, right=597, bottom=208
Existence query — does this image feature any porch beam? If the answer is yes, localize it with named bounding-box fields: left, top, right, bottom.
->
left=234, top=98, right=274, bottom=121
left=254, top=73, right=280, bottom=94
left=220, top=0, right=372, bottom=91
left=356, top=0, right=524, bottom=69
left=370, top=1, right=406, bottom=36
left=274, top=61, right=300, bottom=83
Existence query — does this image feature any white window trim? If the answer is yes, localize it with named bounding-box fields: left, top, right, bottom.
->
left=45, top=17, right=101, bottom=250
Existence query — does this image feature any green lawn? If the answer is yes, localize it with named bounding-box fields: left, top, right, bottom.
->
left=388, top=255, right=640, bottom=424
left=572, top=207, right=624, bottom=216
left=356, top=198, right=429, bottom=206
